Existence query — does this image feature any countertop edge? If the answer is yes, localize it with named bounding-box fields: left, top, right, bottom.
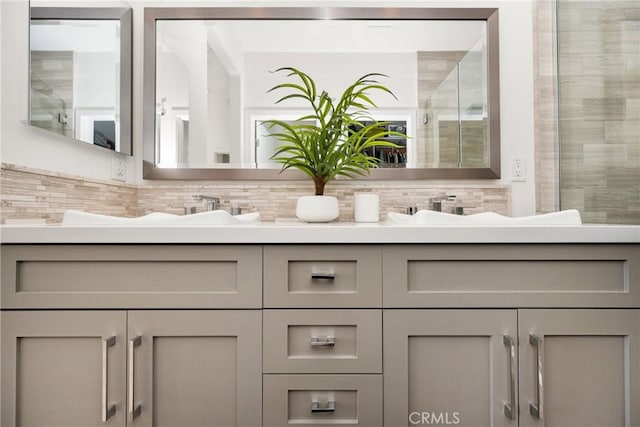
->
left=1, top=224, right=639, bottom=244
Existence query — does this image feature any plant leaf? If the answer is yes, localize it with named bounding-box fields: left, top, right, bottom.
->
left=264, top=68, right=405, bottom=192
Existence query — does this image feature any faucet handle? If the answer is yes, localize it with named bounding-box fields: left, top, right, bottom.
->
left=229, top=200, right=257, bottom=216
left=429, top=194, right=456, bottom=212
left=193, top=195, right=220, bottom=211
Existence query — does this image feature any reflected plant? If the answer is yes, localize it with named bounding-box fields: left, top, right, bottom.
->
left=263, top=67, right=404, bottom=195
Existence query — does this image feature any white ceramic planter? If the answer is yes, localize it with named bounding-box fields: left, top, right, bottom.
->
left=296, top=195, right=339, bottom=222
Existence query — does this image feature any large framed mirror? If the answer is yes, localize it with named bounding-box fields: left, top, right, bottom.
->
left=143, top=8, right=499, bottom=180
left=29, top=6, right=132, bottom=155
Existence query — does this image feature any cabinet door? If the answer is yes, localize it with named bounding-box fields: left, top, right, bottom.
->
left=519, top=309, right=640, bottom=427
left=1, top=311, right=127, bottom=427
left=127, top=310, right=262, bottom=427
left=384, top=309, right=518, bottom=427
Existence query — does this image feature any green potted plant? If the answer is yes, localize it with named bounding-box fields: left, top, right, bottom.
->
left=264, top=67, right=403, bottom=222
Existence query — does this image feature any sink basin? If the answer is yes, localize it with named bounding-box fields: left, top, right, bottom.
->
left=62, top=210, right=261, bottom=225
left=386, top=209, right=582, bottom=226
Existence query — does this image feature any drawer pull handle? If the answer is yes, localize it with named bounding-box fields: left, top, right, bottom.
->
left=503, top=335, right=516, bottom=421
left=128, top=336, right=142, bottom=420
left=529, top=334, right=544, bottom=420
left=311, top=400, right=336, bottom=413
left=310, top=336, right=335, bottom=347
left=102, top=336, right=117, bottom=422
left=311, top=272, right=336, bottom=280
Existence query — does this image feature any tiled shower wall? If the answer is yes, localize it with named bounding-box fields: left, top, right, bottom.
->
left=1, top=163, right=510, bottom=224
left=556, top=0, right=639, bottom=224
left=533, top=0, right=560, bottom=214
left=417, top=52, right=487, bottom=169
left=534, top=0, right=639, bottom=224
left=417, top=51, right=465, bottom=168
left=30, top=51, right=74, bottom=139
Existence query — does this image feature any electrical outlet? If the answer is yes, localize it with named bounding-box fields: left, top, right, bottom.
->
left=511, top=157, right=525, bottom=182
left=111, top=155, right=126, bottom=182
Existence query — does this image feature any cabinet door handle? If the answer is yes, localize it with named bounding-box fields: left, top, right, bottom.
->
left=310, top=272, right=336, bottom=280
left=503, top=335, right=516, bottom=420
left=529, top=334, right=544, bottom=420
left=310, top=336, right=335, bottom=347
left=311, top=400, right=336, bottom=413
left=102, top=336, right=117, bottom=422
left=128, top=336, right=142, bottom=420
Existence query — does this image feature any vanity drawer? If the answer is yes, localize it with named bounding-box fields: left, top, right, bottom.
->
left=383, top=244, right=640, bottom=308
left=263, top=309, right=382, bottom=374
left=263, top=246, right=382, bottom=308
left=263, top=374, right=382, bottom=427
left=1, top=245, right=262, bottom=309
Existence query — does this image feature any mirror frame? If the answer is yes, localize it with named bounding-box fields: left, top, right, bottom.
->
left=30, top=6, right=133, bottom=155
left=143, top=7, right=500, bottom=180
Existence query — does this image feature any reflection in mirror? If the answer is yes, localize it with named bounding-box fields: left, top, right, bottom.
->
left=144, top=8, right=500, bottom=180
left=29, top=7, right=132, bottom=155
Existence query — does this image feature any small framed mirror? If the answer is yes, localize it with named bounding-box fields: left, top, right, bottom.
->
left=29, top=6, right=132, bottom=155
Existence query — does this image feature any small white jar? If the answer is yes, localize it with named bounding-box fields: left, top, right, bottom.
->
left=354, top=193, right=379, bottom=223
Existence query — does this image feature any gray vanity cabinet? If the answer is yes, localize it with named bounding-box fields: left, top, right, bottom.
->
left=382, top=244, right=640, bottom=427
left=1, top=310, right=128, bottom=427
left=1, top=245, right=263, bottom=427
left=262, top=246, right=384, bottom=427
left=383, top=309, right=518, bottom=427
left=382, top=244, right=639, bottom=308
left=127, top=310, right=262, bottom=427
left=518, top=309, right=640, bottom=427
left=1, top=242, right=638, bottom=427
left=1, top=245, right=263, bottom=309
left=1, top=310, right=262, bottom=427
left=383, top=309, right=640, bottom=427
left=263, top=245, right=382, bottom=308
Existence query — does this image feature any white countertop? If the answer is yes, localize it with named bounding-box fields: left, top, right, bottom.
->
left=1, top=223, right=638, bottom=244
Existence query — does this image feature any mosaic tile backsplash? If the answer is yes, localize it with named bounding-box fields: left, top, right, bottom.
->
left=1, top=163, right=510, bottom=224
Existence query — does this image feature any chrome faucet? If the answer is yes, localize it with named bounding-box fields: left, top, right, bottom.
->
left=429, top=195, right=456, bottom=212
left=229, top=200, right=243, bottom=216
left=193, top=195, right=220, bottom=211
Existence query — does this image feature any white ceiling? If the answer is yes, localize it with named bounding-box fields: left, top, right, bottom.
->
left=165, top=19, right=486, bottom=54
left=30, top=20, right=120, bottom=52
